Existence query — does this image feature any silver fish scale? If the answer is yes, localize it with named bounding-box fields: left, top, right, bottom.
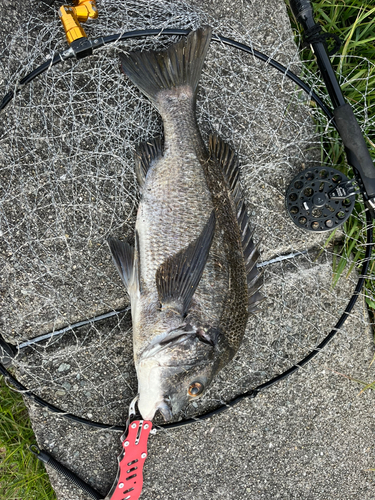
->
left=134, top=90, right=249, bottom=363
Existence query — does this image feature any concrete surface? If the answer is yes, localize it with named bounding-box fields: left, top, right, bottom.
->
left=1, top=1, right=374, bottom=499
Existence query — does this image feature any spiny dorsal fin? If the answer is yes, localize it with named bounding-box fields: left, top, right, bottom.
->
left=209, top=134, right=240, bottom=194
left=248, top=290, right=264, bottom=313
left=209, top=134, right=263, bottom=314
left=107, top=237, right=140, bottom=295
left=244, top=237, right=264, bottom=313
left=134, top=137, right=163, bottom=188
left=155, top=210, right=216, bottom=317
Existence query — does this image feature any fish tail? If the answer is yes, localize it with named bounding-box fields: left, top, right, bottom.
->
left=119, top=26, right=212, bottom=107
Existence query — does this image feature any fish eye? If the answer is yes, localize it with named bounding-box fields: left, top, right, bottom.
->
left=188, top=381, right=204, bottom=397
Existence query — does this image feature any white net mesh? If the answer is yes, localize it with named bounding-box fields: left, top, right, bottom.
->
left=0, top=0, right=374, bottom=431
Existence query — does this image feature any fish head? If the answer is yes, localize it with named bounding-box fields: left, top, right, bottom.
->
left=136, top=323, right=220, bottom=422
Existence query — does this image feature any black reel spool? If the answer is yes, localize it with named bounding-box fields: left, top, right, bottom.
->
left=286, top=166, right=356, bottom=232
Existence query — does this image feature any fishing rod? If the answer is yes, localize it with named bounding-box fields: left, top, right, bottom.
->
left=287, top=0, right=375, bottom=226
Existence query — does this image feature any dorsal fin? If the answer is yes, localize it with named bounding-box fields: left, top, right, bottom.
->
left=209, top=134, right=263, bottom=313
left=209, top=134, right=240, bottom=194
left=134, top=137, right=163, bottom=188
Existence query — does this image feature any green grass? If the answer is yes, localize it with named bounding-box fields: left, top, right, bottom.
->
left=0, top=377, right=57, bottom=500
left=1, top=1, right=375, bottom=497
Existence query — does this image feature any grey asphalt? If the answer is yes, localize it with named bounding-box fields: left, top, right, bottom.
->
left=1, top=1, right=375, bottom=499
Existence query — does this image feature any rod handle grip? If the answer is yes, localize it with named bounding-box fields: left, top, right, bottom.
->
left=334, top=104, right=375, bottom=199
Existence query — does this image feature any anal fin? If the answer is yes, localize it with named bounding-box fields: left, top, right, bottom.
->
left=134, top=137, right=163, bottom=188
left=156, top=210, right=216, bottom=317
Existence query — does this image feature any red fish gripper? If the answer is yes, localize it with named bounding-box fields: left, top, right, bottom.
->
left=107, top=420, right=153, bottom=500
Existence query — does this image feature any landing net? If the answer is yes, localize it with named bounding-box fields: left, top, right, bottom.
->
left=0, top=0, right=374, bottom=428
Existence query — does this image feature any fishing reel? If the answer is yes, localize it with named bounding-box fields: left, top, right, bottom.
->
left=285, top=166, right=357, bottom=232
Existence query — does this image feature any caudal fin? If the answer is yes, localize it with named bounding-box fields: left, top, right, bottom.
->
left=119, top=26, right=212, bottom=107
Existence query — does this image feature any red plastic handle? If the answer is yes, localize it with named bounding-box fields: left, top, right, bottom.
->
left=108, top=420, right=152, bottom=500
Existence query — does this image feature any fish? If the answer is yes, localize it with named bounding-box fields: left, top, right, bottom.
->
left=107, top=26, right=263, bottom=422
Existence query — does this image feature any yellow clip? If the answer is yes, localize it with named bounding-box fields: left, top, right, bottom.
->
left=59, top=0, right=98, bottom=45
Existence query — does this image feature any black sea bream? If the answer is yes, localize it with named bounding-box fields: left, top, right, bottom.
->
left=108, top=27, right=262, bottom=421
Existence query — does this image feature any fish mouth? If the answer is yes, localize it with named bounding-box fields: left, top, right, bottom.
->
left=138, top=397, right=173, bottom=422
left=156, top=400, right=173, bottom=421
left=136, top=359, right=176, bottom=422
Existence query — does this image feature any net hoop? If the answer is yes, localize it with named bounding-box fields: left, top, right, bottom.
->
left=0, top=29, right=372, bottom=431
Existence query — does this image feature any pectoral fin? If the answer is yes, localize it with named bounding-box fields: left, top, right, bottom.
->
left=156, top=210, right=216, bottom=316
